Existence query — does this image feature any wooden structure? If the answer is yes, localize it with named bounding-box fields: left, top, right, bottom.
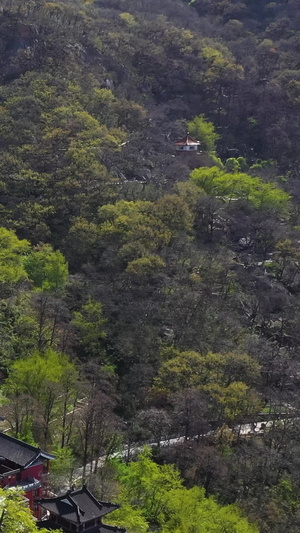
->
left=175, top=132, right=201, bottom=153
left=0, top=432, right=55, bottom=518
left=37, top=486, right=126, bottom=533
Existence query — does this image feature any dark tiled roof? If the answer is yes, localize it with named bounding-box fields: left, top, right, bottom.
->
left=38, top=486, right=120, bottom=524
left=0, top=432, right=54, bottom=468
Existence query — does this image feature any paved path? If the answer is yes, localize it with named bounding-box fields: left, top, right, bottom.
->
left=73, top=419, right=277, bottom=483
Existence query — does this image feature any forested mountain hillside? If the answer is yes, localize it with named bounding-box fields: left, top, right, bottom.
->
left=2, top=1, right=300, bottom=532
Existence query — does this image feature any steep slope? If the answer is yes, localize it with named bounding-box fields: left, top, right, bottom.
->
left=1, top=3, right=300, bottom=533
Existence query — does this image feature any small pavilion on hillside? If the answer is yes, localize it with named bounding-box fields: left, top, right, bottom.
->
left=37, top=485, right=126, bottom=533
left=174, top=132, right=201, bottom=153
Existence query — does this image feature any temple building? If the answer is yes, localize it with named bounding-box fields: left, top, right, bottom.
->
left=37, top=486, right=126, bottom=533
left=0, top=432, right=55, bottom=518
left=175, top=132, right=201, bottom=153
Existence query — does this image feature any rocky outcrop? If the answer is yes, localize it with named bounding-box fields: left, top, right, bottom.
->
left=1, top=21, right=39, bottom=52
left=0, top=14, right=40, bottom=81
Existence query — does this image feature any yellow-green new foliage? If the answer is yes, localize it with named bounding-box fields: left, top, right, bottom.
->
left=126, top=255, right=166, bottom=276
left=154, top=350, right=262, bottom=421
left=72, top=298, right=107, bottom=355
left=3, top=349, right=79, bottom=443
left=188, top=115, right=220, bottom=153
left=109, top=450, right=259, bottom=533
left=0, top=228, right=29, bottom=284
left=161, top=486, right=259, bottom=533
left=24, top=244, right=68, bottom=291
left=98, top=197, right=193, bottom=268
left=4, top=349, right=78, bottom=402
left=111, top=448, right=183, bottom=525
left=0, top=487, right=51, bottom=533
left=190, top=166, right=291, bottom=213
left=155, top=350, right=260, bottom=392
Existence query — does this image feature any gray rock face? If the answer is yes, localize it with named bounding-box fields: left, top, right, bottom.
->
left=3, top=22, right=38, bottom=52
left=0, top=17, right=40, bottom=80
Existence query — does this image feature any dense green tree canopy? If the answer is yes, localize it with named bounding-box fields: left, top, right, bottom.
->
left=1, top=1, right=300, bottom=531
left=190, top=167, right=291, bottom=213
left=109, top=450, right=259, bottom=533
left=24, top=244, right=68, bottom=290
left=0, top=228, right=29, bottom=284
